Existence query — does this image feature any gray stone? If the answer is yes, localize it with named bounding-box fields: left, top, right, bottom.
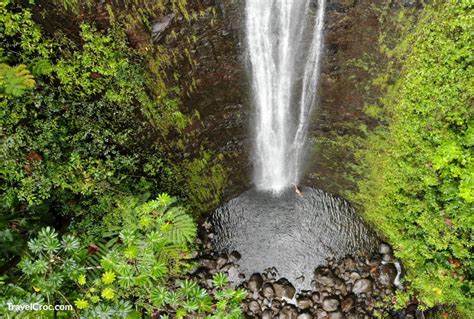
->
left=343, top=257, right=357, bottom=270
left=262, top=309, right=273, bottom=319
left=200, top=258, right=217, bottom=270
left=218, top=263, right=232, bottom=272
left=328, top=311, right=344, bottom=319
left=216, top=255, right=228, bottom=269
left=379, top=243, right=392, bottom=255
left=248, top=300, right=261, bottom=314
left=333, top=279, right=347, bottom=295
left=248, top=273, right=264, bottom=292
left=274, top=278, right=296, bottom=299
left=322, top=298, right=339, bottom=312
left=314, top=269, right=337, bottom=287
left=315, top=309, right=328, bottom=319
left=378, top=263, right=397, bottom=287
left=382, top=254, right=393, bottom=262
left=279, top=305, right=298, bottom=319
left=271, top=299, right=282, bottom=313
left=297, top=296, right=313, bottom=310
left=349, top=271, right=361, bottom=282
left=229, top=250, right=241, bottom=262
left=311, top=292, right=320, bottom=303
left=262, top=282, right=275, bottom=299
left=152, top=14, right=175, bottom=42
left=297, top=313, right=313, bottom=319
left=341, top=295, right=355, bottom=312
left=352, top=279, right=373, bottom=295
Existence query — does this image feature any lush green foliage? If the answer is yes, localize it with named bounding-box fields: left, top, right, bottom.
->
left=1, top=0, right=230, bottom=317
left=352, top=2, right=473, bottom=316
left=1, top=0, right=224, bottom=259
left=1, top=198, right=246, bottom=318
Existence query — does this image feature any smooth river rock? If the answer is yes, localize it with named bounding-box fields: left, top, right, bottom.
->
left=322, top=297, right=340, bottom=312
left=279, top=305, right=298, bottom=319
left=274, top=278, right=296, bottom=299
left=352, top=278, right=373, bottom=294
left=248, top=273, right=263, bottom=292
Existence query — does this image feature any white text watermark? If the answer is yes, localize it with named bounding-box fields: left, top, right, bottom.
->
left=7, top=303, right=73, bottom=312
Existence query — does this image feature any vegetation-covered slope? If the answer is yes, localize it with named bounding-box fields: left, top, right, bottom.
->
left=0, top=0, right=239, bottom=317
left=353, top=1, right=473, bottom=316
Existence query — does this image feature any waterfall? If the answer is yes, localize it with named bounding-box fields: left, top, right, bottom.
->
left=245, top=0, right=326, bottom=193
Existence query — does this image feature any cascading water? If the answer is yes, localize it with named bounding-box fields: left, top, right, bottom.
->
left=211, top=1, right=380, bottom=288
left=245, top=0, right=326, bottom=192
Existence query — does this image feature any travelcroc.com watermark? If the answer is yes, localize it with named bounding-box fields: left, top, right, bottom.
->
left=7, top=303, right=73, bottom=312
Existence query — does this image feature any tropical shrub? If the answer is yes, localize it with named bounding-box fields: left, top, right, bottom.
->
left=1, top=1, right=228, bottom=316
left=1, top=0, right=224, bottom=262
left=352, top=1, right=473, bottom=316
left=0, top=196, right=245, bottom=318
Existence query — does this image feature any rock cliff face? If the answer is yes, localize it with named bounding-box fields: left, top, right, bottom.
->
left=181, top=0, right=251, bottom=200
left=305, top=0, right=386, bottom=195
left=33, top=0, right=420, bottom=202
left=185, top=0, right=394, bottom=200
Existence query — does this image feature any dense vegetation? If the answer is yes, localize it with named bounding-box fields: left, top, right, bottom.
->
left=353, top=1, right=473, bottom=317
left=0, top=0, right=235, bottom=317
left=1, top=0, right=472, bottom=318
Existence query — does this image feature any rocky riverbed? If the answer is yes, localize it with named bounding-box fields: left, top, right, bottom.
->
left=192, top=225, right=425, bottom=319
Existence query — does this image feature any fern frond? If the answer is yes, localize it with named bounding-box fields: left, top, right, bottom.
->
left=0, top=63, right=35, bottom=97
left=163, top=209, right=196, bottom=245
left=85, top=237, right=119, bottom=278
left=31, top=59, right=53, bottom=76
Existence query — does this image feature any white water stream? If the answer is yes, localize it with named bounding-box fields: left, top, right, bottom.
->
left=245, top=0, right=326, bottom=192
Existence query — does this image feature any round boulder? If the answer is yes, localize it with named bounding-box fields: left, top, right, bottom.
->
left=322, top=297, right=339, bottom=312
left=279, top=305, right=298, bottom=319
left=248, top=273, right=264, bottom=292
left=262, top=282, right=275, bottom=299
left=352, top=278, right=373, bottom=295
left=274, top=278, right=296, bottom=299
left=377, top=264, right=397, bottom=287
